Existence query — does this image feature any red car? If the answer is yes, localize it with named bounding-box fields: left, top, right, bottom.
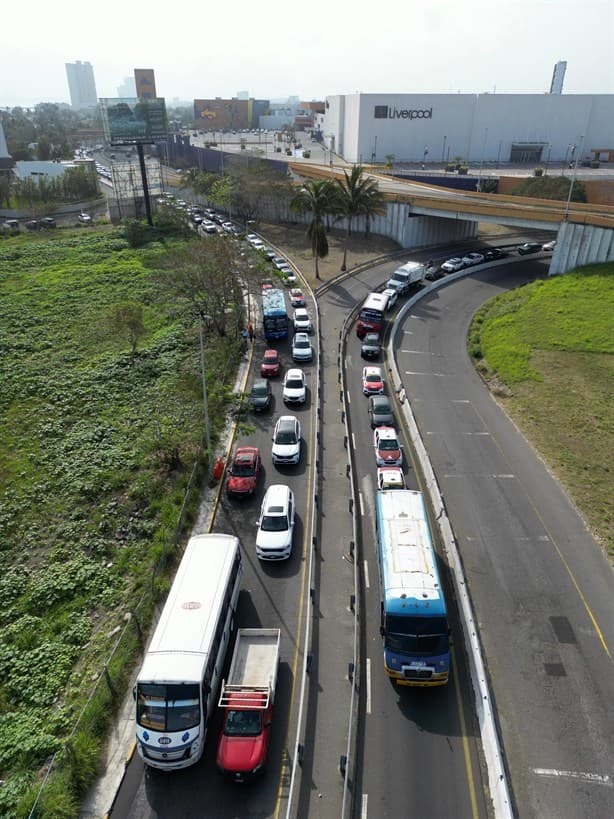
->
left=260, top=349, right=280, bottom=377
left=216, top=690, right=273, bottom=781
left=226, top=447, right=261, bottom=497
left=362, top=366, right=385, bottom=395
left=289, top=288, right=305, bottom=308
left=373, top=427, right=403, bottom=467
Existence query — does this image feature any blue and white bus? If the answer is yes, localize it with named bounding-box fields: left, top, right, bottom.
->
left=262, top=288, right=289, bottom=340
left=375, top=490, right=450, bottom=687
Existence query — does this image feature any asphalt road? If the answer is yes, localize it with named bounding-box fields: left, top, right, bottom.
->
left=394, top=262, right=614, bottom=819
left=317, top=259, right=491, bottom=819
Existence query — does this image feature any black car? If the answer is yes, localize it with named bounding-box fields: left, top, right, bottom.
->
left=40, top=217, right=57, bottom=229
left=368, top=395, right=395, bottom=428
left=483, top=247, right=507, bottom=262
left=517, top=242, right=541, bottom=255
left=424, top=265, right=445, bottom=281
left=25, top=220, right=40, bottom=230
left=249, top=378, right=272, bottom=412
left=361, top=332, right=381, bottom=359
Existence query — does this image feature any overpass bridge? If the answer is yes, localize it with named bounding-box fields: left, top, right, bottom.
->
left=290, top=163, right=614, bottom=275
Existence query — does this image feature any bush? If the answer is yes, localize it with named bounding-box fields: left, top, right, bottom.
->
left=124, top=220, right=152, bottom=248
left=534, top=167, right=544, bottom=177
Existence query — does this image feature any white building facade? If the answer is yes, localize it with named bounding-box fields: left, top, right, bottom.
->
left=319, top=93, right=614, bottom=165
left=65, top=61, right=98, bottom=110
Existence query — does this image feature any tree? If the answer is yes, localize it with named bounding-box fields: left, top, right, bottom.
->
left=157, top=235, right=251, bottom=337
left=333, top=166, right=387, bottom=267
left=110, top=301, right=145, bottom=359
left=290, top=179, right=336, bottom=280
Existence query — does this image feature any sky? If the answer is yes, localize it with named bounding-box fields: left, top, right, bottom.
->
left=2, top=0, right=613, bottom=108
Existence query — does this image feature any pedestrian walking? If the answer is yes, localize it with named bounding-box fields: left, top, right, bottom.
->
left=247, top=321, right=254, bottom=342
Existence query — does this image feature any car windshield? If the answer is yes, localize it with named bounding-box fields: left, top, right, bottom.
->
left=366, top=374, right=381, bottom=383
left=224, top=709, right=263, bottom=737
left=261, top=514, right=288, bottom=531
left=232, top=460, right=255, bottom=476
left=263, top=354, right=277, bottom=364
left=285, top=378, right=303, bottom=389
left=276, top=428, right=297, bottom=444
left=295, top=339, right=309, bottom=349
left=379, top=438, right=399, bottom=450
left=252, top=384, right=268, bottom=396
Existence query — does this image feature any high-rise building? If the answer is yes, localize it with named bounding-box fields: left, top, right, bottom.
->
left=118, top=76, right=137, bottom=97
left=549, top=61, right=567, bottom=95
left=65, top=61, right=98, bottom=109
left=134, top=69, right=157, bottom=99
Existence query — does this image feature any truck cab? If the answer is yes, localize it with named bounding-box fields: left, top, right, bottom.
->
left=386, top=261, right=426, bottom=295
left=216, top=691, right=273, bottom=781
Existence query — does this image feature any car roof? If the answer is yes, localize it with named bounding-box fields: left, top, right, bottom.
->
left=235, top=445, right=259, bottom=459
left=294, top=332, right=309, bottom=340
left=371, top=394, right=391, bottom=407
left=285, top=367, right=304, bottom=378
left=375, top=426, right=398, bottom=439
left=364, top=366, right=383, bottom=376
left=263, top=349, right=278, bottom=357
left=263, top=483, right=292, bottom=507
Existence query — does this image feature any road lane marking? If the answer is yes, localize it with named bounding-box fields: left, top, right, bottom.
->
left=346, top=391, right=351, bottom=404
left=364, top=559, right=370, bottom=589
left=532, top=768, right=612, bottom=787
left=361, top=793, right=368, bottom=818
left=451, top=645, right=481, bottom=818
left=400, top=349, right=426, bottom=353
left=405, top=370, right=445, bottom=376
left=359, top=491, right=364, bottom=516
left=366, top=658, right=372, bottom=715
left=352, top=432, right=357, bottom=451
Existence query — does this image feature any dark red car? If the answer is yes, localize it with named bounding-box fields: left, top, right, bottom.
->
left=260, top=349, right=280, bottom=378
left=226, top=447, right=261, bottom=497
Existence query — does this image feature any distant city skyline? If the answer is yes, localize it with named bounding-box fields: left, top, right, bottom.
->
left=2, top=0, right=612, bottom=108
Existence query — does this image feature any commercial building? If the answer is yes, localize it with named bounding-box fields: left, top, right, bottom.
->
left=65, top=61, right=98, bottom=110
left=319, top=93, right=614, bottom=166
left=193, top=98, right=269, bottom=130
left=134, top=69, right=157, bottom=100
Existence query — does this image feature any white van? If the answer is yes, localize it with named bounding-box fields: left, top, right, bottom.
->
left=386, top=261, right=426, bottom=295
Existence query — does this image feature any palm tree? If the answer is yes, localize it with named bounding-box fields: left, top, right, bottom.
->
left=290, top=179, right=336, bottom=280
left=335, top=166, right=387, bottom=269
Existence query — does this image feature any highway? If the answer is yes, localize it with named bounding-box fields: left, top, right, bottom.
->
left=392, top=262, right=614, bottom=819
left=110, top=244, right=614, bottom=819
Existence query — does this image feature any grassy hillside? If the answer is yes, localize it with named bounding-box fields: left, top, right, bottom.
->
left=0, top=227, right=243, bottom=816
left=469, top=264, right=613, bottom=557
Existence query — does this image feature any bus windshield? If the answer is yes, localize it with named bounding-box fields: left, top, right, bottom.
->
left=137, top=683, right=201, bottom=732
left=385, top=615, right=449, bottom=655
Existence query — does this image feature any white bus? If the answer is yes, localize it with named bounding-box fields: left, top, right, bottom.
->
left=135, top=533, right=243, bottom=769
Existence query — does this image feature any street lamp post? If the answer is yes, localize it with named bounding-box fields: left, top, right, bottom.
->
left=564, top=134, right=584, bottom=220
left=198, top=313, right=212, bottom=472
left=442, top=135, right=447, bottom=164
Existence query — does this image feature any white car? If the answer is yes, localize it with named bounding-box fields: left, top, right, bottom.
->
left=292, top=332, right=313, bottom=362
left=293, top=308, right=312, bottom=332
left=199, top=220, right=218, bottom=235
left=441, top=257, right=465, bottom=273
left=282, top=368, right=306, bottom=403
left=382, top=288, right=398, bottom=311
left=221, top=221, right=235, bottom=233
left=271, top=415, right=301, bottom=465
left=377, top=466, right=406, bottom=490
left=542, top=239, right=557, bottom=252
left=256, top=484, right=295, bottom=560
left=461, top=252, right=485, bottom=267
left=272, top=257, right=288, bottom=270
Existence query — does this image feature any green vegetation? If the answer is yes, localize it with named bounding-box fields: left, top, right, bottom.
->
left=511, top=174, right=587, bottom=202
left=0, top=226, right=246, bottom=816
left=468, top=265, right=614, bottom=557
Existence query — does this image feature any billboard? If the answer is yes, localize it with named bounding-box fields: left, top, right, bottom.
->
left=100, top=98, right=168, bottom=145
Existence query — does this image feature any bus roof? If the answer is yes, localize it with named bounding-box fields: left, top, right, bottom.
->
left=262, top=288, right=287, bottom=315
left=138, top=533, right=241, bottom=684
left=360, top=291, right=388, bottom=313
left=376, top=490, right=446, bottom=617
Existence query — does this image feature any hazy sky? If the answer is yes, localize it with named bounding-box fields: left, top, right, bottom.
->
left=2, top=0, right=613, bottom=107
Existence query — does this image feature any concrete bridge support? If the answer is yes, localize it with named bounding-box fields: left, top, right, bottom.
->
left=549, top=221, right=614, bottom=275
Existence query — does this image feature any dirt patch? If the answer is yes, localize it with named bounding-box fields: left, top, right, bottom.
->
left=258, top=221, right=402, bottom=288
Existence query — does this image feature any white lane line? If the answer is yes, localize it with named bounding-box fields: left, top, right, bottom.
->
left=493, top=474, right=515, bottom=478
left=361, top=793, right=368, bottom=818
left=359, top=491, right=364, bottom=516
left=452, top=399, right=471, bottom=403
left=352, top=432, right=356, bottom=450
left=346, top=391, right=351, bottom=404
left=366, top=658, right=372, bottom=715
left=405, top=370, right=445, bottom=376
left=463, top=431, right=491, bottom=436
left=400, top=349, right=426, bottom=353
left=364, top=559, right=370, bottom=589
left=532, top=768, right=612, bottom=787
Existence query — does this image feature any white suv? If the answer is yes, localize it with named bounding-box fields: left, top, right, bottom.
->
left=291, top=333, right=313, bottom=362
left=282, top=369, right=306, bottom=403
left=293, top=308, right=312, bottom=332
left=256, top=484, right=295, bottom=560
left=271, top=415, right=301, bottom=465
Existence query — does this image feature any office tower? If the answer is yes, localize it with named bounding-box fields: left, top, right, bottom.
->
left=118, top=76, right=137, bottom=97
left=549, top=61, right=567, bottom=95
left=65, top=60, right=98, bottom=109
